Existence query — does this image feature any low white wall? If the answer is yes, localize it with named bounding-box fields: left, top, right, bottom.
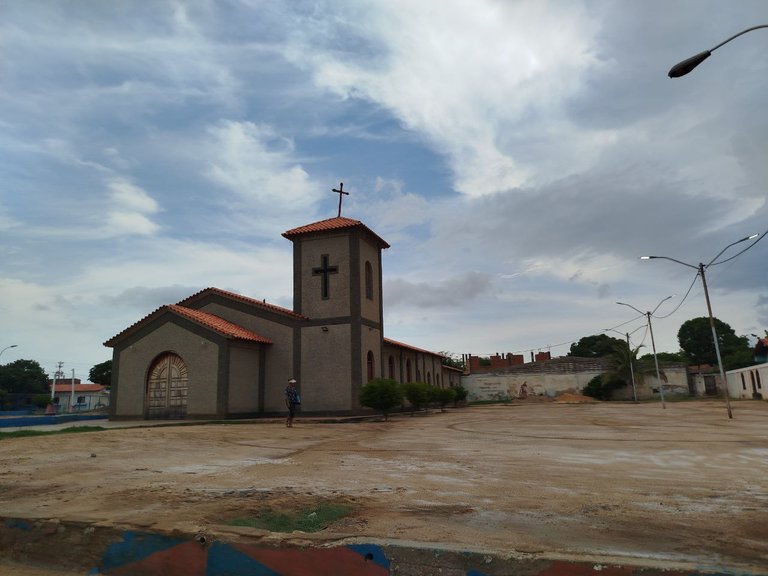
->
left=462, top=361, right=689, bottom=402
left=726, top=363, right=768, bottom=400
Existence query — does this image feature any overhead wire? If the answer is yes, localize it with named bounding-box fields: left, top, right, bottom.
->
left=653, top=271, right=699, bottom=319
left=708, top=229, right=767, bottom=267
left=473, top=227, right=767, bottom=358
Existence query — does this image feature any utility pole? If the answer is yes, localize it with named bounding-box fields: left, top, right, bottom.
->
left=51, top=361, right=64, bottom=401
left=70, top=369, right=76, bottom=413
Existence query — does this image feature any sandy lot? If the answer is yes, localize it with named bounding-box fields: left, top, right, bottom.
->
left=1, top=400, right=767, bottom=572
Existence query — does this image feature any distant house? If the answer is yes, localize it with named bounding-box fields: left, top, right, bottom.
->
left=726, top=362, right=768, bottom=400
left=754, top=337, right=768, bottom=363
left=50, top=379, right=109, bottom=412
left=686, top=365, right=723, bottom=396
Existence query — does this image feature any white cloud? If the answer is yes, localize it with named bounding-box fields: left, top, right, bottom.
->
left=204, top=120, right=316, bottom=209
left=292, top=0, right=601, bottom=196
left=96, top=178, right=162, bottom=238
left=108, top=178, right=159, bottom=214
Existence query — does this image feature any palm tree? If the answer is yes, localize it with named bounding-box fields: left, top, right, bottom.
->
left=601, top=342, right=665, bottom=400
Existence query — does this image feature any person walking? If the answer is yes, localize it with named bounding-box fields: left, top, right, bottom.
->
left=285, top=378, right=300, bottom=427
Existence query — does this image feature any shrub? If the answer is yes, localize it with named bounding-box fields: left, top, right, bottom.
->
left=452, top=385, right=468, bottom=405
left=431, top=386, right=456, bottom=411
left=31, top=394, right=51, bottom=409
left=583, top=374, right=625, bottom=400
left=402, top=381, right=431, bottom=414
left=360, top=378, right=403, bottom=421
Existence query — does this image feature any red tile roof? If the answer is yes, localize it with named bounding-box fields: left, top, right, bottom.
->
left=177, top=287, right=307, bottom=320
left=52, top=383, right=107, bottom=393
left=384, top=337, right=443, bottom=358
left=282, top=217, right=390, bottom=249
left=167, top=305, right=273, bottom=343
left=104, top=304, right=272, bottom=347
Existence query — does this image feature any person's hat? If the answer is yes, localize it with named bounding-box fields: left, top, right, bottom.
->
left=288, top=378, right=297, bottom=383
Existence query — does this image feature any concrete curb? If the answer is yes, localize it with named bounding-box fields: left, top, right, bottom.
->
left=2, top=517, right=762, bottom=575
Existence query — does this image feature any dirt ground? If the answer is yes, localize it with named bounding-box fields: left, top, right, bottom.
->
left=2, top=400, right=768, bottom=573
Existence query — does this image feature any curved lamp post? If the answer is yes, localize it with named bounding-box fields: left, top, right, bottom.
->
left=0, top=344, right=18, bottom=362
left=617, top=297, right=673, bottom=409
left=641, top=234, right=759, bottom=419
left=669, top=25, right=768, bottom=77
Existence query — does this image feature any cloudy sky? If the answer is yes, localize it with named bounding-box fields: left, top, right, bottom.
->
left=2, top=1, right=767, bottom=379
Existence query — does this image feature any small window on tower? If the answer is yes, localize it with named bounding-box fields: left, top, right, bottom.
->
left=367, top=351, right=375, bottom=382
left=365, top=261, right=373, bottom=300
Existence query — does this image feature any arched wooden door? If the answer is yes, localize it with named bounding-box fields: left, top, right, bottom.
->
left=146, top=353, right=188, bottom=419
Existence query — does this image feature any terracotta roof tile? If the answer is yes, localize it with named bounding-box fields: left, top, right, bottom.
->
left=167, top=305, right=273, bottom=343
left=384, top=337, right=443, bottom=358
left=177, top=287, right=307, bottom=320
left=104, top=304, right=272, bottom=347
left=52, top=383, right=107, bottom=393
left=282, top=217, right=390, bottom=249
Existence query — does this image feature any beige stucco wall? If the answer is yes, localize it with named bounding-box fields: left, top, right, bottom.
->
left=359, top=239, right=380, bottom=323
left=113, top=322, right=220, bottom=418
left=300, top=324, right=352, bottom=411
left=300, top=234, right=351, bottom=319
left=195, top=302, right=293, bottom=413
left=362, top=326, right=382, bottom=382
left=442, top=367, right=463, bottom=388
left=227, top=344, right=260, bottom=413
left=382, top=343, right=456, bottom=388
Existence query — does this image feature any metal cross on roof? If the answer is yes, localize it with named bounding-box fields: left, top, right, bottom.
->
left=332, top=182, right=349, bottom=217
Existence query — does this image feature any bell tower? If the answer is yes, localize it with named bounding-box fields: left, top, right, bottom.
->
left=281, top=186, right=390, bottom=410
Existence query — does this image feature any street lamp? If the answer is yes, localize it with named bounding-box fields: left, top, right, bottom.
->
left=641, top=234, right=760, bottom=419
left=605, top=325, right=645, bottom=402
left=0, top=344, right=18, bottom=362
left=668, top=25, right=768, bottom=77
left=617, top=297, right=673, bottom=409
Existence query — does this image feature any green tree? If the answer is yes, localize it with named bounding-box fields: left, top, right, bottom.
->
left=360, top=378, right=403, bottom=421
left=429, top=386, right=456, bottom=412
left=89, top=360, right=113, bottom=386
left=0, top=359, right=49, bottom=394
left=439, top=352, right=465, bottom=370
left=643, top=351, right=686, bottom=363
left=402, top=381, right=431, bottom=414
left=568, top=334, right=624, bottom=358
left=583, top=373, right=626, bottom=400
left=452, top=384, right=468, bottom=405
left=677, top=317, right=752, bottom=369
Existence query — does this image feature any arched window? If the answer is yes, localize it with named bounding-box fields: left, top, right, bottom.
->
left=406, top=359, right=412, bottom=382
left=367, top=351, right=375, bottom=382
left=426, top=372, right=431, bottom=384
left=365, top=261, right=374, bottom=300
left=388, top=355, right=395, bottom=380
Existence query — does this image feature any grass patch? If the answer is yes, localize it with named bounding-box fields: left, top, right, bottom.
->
left=228, top=503, right=352, bottom=533
left=0, top=426, right=106, bottom=440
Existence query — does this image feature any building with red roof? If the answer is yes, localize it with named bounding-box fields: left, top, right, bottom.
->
left=105, top=204, right=461, bottom=420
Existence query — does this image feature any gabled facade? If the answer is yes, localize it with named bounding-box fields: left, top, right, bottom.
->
left=105, top=214, right=458, bottom=420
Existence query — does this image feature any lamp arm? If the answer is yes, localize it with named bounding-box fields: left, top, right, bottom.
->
left=710, top=25, right=768, bottom=52
left=642, top=255, right=697, bottom=269
left=616, top=301, right=644, bottom=316
left=705, top=234, right=761, bottom=268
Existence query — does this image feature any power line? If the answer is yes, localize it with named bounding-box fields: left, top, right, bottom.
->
left=709, top=229, right=767, bottom=267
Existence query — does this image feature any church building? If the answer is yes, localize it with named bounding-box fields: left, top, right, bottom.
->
left=105, top=188, right=463, bottom=420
